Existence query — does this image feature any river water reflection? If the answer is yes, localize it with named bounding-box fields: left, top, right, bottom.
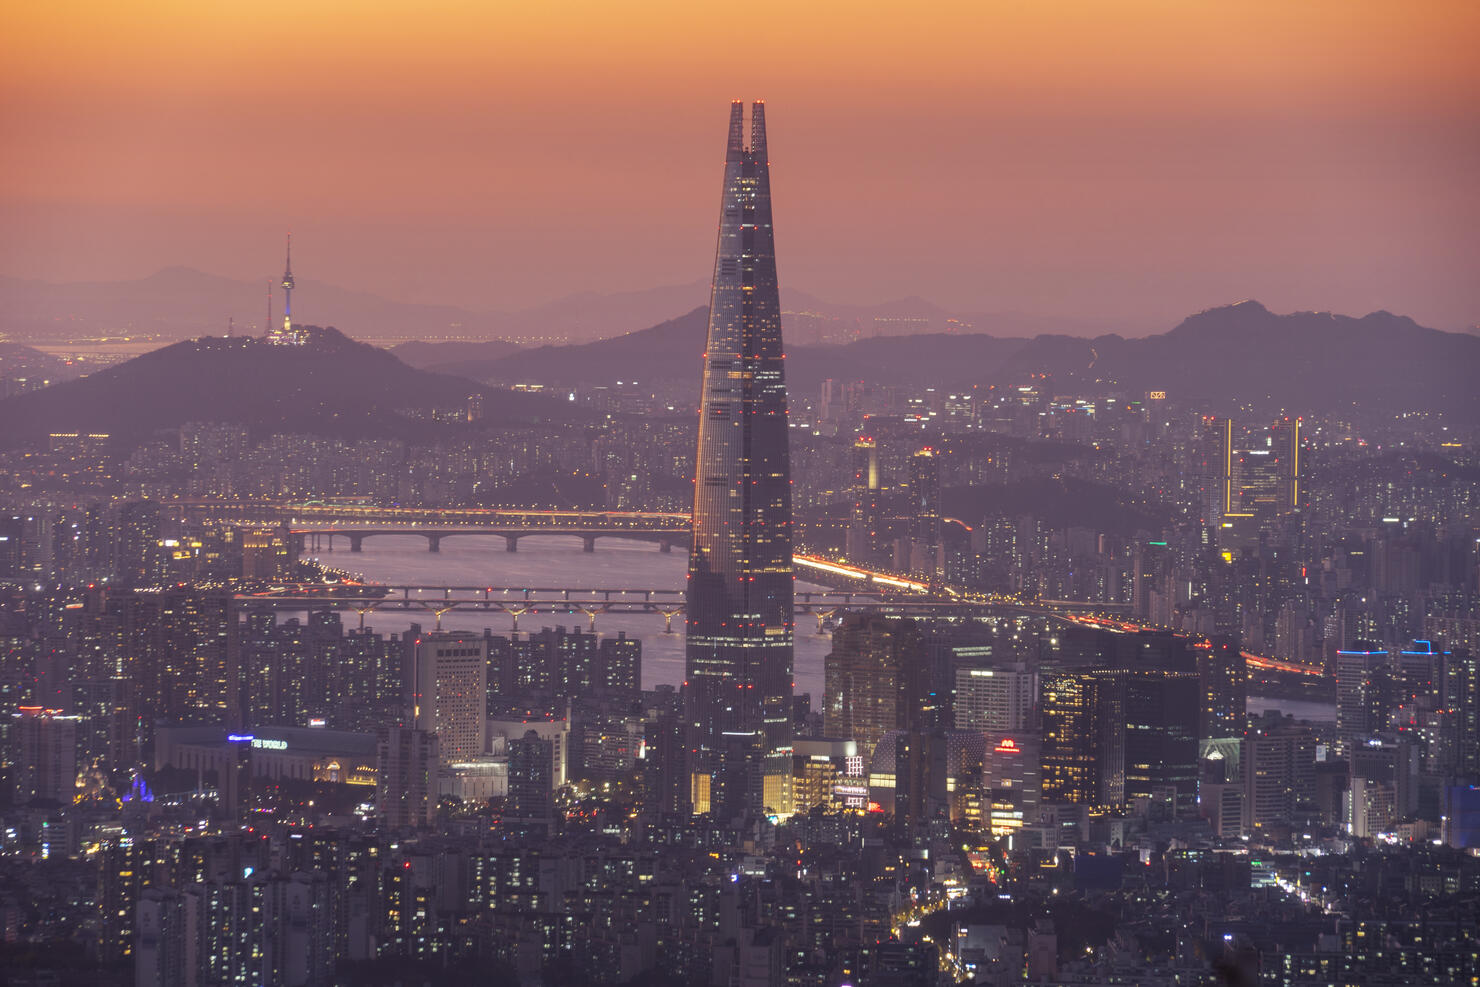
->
left=308, top=534, right=835, bottom=703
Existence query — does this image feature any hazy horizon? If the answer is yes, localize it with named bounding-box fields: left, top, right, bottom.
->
left=4, top=2, right=1478, bottom=332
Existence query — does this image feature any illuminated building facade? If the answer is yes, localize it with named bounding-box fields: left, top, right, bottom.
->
left=1191, top=415, right=1233, bottom=543
left=414, top=632, right=488, bottom=764
left=1220, top=416, right=1303, bottom=547
left=980, top=733, right=1041, bottom=842
left=1039, top=667, right=1126, bottom=810
left=684, top=101, right=795, bottom=819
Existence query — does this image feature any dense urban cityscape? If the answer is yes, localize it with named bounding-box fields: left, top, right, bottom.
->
left=4, top=5, right=1480, bottom=985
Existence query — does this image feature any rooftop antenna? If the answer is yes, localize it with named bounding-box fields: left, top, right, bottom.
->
left=227, top=316, right=234, bottom=338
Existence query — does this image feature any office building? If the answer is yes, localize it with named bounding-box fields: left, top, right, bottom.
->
left=414, top=632, right=488, bottom=764
left=953, top=664, right=1036, bottom=734
left=1039, top=667, right=1126, bottom=810
left=824, top=614, right=928, bottom=764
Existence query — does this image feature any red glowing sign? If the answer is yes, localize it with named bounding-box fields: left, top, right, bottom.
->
left=994, top=738, right=1019, bottom=753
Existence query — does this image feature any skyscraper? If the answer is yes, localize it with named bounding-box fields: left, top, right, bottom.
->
left=684, top=101, right=795, bottom=820
left=907, top=448, right=942, bottom=579
left=846, top=437, right=882, bottom=563
left=1039, top=666, right=1126, bottom=810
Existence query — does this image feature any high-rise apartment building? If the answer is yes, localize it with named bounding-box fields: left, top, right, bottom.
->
left=116, top=500, right=164, bottom=586
left=506, top=729, right=555, bottom=836
left=684, top=101, right=795, bottom=820
left=1335, top=647, right=1387, bottom=754
left=377, top=725, right=438, bottom=830
left=9, top=706, right=80, bottom=804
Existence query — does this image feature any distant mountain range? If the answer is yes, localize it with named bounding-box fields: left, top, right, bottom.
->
left=454, top=300, right=1480, bottom=420
left=2, top=297, right=1471, bottom=446
left=0, top=327, right=580, bottom=445
left=0, top=267, right=1130, bottom=346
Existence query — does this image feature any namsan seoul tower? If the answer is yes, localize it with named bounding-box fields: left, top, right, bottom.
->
left=269, top=234, right=305, bottom=345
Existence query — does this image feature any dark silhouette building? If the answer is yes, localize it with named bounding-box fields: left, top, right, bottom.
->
left=823, top=614, right=929, bottom=765
left=684, top=101, right=795, bottom=820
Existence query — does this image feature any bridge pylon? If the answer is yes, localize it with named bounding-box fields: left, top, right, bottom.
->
left=504, top=605, right=533, bottom=632
left=657, top=607, right=683, bottom=634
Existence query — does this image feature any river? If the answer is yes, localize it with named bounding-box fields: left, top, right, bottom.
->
left=305, top=534, right=1339, bottom=723
left=308, top=534, right=836, bottom=703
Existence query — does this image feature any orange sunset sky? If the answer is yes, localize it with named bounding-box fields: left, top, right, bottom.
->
left=3, top=1, right=1478, bottom=330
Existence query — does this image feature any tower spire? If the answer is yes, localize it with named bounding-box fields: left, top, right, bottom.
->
left=749, top=100, right=767, bottom=160
left=274, top=233, right=300, bottom=343
left=281, top=234, right=295, bottom=324
left=726, top=100, right=745, bottom=160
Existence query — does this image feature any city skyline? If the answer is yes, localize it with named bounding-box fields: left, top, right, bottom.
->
left=3, top=8, right=1480, bottom=984
left=3, top=2, right=1479, bottom=330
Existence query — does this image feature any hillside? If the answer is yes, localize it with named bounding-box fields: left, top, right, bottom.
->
left=452, top=301, right=1480, bottom=420
left=391, top=338, right=524, bottom=370
left=460, top=307, right=711, bottom=385
left=0, top=326, right=580, bottom=445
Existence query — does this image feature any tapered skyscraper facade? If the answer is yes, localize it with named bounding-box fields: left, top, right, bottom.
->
left=685, top=101, right=794, bottom=820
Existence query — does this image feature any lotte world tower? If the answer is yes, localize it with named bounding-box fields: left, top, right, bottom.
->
left=684, top=101, right=795, bottom=821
